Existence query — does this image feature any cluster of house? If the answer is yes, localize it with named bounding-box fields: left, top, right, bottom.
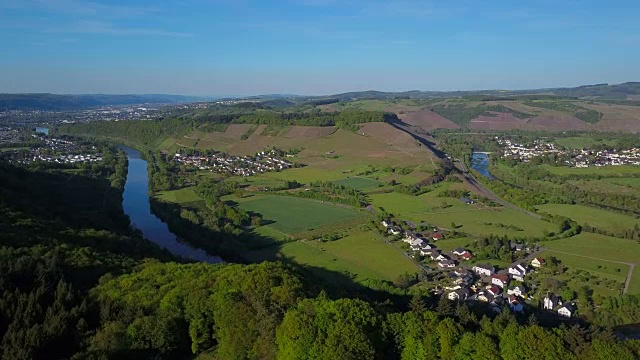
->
left=496, top=137, right=640, bottom=168
left=4, top=136, right=102, bottom=165
left=173, top=149, right=293, bottom=177
left=382, top=219, right=474, bottom=269
left=569, top=148, right=640, bottom=168
left=438, top=256, right=576, bottom=316
left=497, top=138, right=560, bottom=162
left=0, top=127, right=21, bottom=145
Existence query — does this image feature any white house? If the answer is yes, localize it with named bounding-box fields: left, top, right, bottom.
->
left=473, top=264, right=495, bottom=277
left=438, top=259, right=456, bottom=268
left=447, top=288, right=469, bottom=301
left=388, top=227, right=401, bottom=235
left=406, top=238, right=426, bottom=247
left=452, top=247, right=468, bottom=256
left=434, top=253, right=448, bottom=262
left=491, top=274, right=510, bottom=288
left=531, top=257, right=545, bottom=268
left=543, top=293, right=562, bottom=310
left=508, top=264, right=528, bottom=281
left=507, top=285, right=526, bottom=297
left=420, top=248, right=437, bottom=257
left=558, top=303, right=576, bottom=318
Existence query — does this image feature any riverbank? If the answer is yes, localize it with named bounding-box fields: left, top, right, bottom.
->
left=119, top=145, right=223, bottom=263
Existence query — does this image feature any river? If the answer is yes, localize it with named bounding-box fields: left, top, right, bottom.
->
left=470, top=152, right=495, bottom=179
left=119, top=145, right=223, bottom=263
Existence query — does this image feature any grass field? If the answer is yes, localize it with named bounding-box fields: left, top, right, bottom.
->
left=628, top=267, right=640, bottom=295
left=569, top=179, right=639, bottom=196
left=232, top=195, right=363, bottom=234
left=434, top=237, right=475, bottom=252
left=540, top=251, right=629, bottom=280
left=333, top=177, right=383, bottom=190
left=156, top=187, right=208, bottom=210
left=262, top=167, right=345, bottom=183
left=157, top=187, right=201, bottom=203
left=536, top=204, right=640, bottom=233
left=555, top=136, right=617, bottom=149
left=607, top=177, right=640, bottom=190
left=543, top=165, right=640, bottom=177
left=370, top=191, right=556, bottom=237
left=538, top=250, right=629, bottom=297
left=544, top=233, right=640, bottom=264
left=244, top=230, right=419, bottom=283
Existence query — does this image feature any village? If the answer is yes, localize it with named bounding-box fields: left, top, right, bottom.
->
left=381, top=218, right=578, bottom=319
left=173, top=149, right=293, bottom=177
left=1, top=135, right=103, bottom=165
left=496, top=137, right=640, bottom=167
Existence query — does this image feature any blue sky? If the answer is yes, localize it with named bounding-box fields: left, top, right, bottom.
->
left=1, top=0, right=639, bottom=95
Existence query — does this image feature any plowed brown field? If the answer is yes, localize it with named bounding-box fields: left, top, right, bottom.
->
left=398, top=109, right=460, bottom=130
left=285, top=126, right=336, bottom=138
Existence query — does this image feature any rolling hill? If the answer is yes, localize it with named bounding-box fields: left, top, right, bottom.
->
left=0, top=93, right=211, bottom=111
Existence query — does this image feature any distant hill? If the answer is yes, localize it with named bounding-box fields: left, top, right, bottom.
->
left=322, top=83, right=640, bottom=101
left=551, top=82, right=640, bottom=99
left=3, top=82, right=639, bottom=111
left=0, top=93, right=212, bottom=111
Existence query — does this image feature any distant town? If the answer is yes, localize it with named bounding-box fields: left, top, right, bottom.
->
left=173, top=149, right=294, bottom=177
left=1, top=133, right=102, bottom=165
left=497, top=138, right=640, bottom=167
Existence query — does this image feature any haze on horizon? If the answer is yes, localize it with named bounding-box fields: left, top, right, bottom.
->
left=1, top=0, right=639, bottom=96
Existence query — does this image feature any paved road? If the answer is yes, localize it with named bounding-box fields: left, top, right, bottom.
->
left=544, top=249, right=636, bottom=294
left=390, top=121, right=542, bottom=220
left=458, top=162, right=542, bottom=219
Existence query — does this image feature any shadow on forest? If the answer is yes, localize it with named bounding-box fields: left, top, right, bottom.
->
left=0, top=163, right=174, bottom=290
left=149, top=198, right=415, bottom=307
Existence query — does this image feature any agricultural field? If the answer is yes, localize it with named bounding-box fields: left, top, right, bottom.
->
left=160, top=125, right=439, bottom=174
left=244, top=230, right=419, bottom=284
left=554, top=136, right=617, bottom=149
left=425, top=208, right=555, bottom=238
left=544, top=233, right=640, bottom=264
left=229, top=195, right=364, bottom=235
left=262, top=167, right=344, bottom=183
left=536, top=204, right=640, bottom=233
left=369, top=190, right=556, bottom=237
left=333, top=176, right=383, bottom=190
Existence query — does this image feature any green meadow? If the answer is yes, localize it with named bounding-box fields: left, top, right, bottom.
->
left=244, top=230, right=419, bottom=283
left=544, top=233, right=640, bottom=264
left=231, top=195, right=363, bottom=235
left=536, top=204, right=640, bottom=233
left=333, top=176, right=383, bottom=190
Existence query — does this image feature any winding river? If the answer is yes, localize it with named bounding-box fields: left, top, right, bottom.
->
left=119, top=145, right=223, bottom=263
